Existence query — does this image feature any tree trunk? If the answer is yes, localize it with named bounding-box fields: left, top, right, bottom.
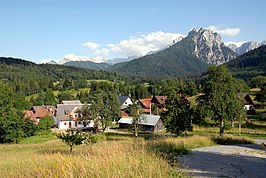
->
left=102, top=124, right=106, bottom=133
left=134, top=130, right=138, bottom=138
left=134, top=123, right=138, bottom=138
left=70, top=146, right=73, bottom=153
left=220, top=118, right=224, bottom=136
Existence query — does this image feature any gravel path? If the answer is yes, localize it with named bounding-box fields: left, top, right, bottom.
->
left=178, top=139, right=266, bottom=178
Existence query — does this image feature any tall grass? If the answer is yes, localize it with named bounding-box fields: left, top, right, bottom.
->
left=0, top=133, right=256, bottom=177
left=0, top=139, right=181, bottom=178
left=146, top=136, right=215, bottom=161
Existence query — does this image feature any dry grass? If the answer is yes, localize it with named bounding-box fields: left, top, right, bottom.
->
left=1, top=133, right=255, bottom=177
left=146, top=136, right=215, bottom=161
left=0, top=139, right=182, bottom=178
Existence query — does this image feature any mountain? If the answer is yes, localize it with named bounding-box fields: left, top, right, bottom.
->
left=59, top=54, right=107, bottom=64
left=227, top=41, right=266, bottom=55
left=63, top=61, right=111, bottom=70
left=45, top=60, right=58, bottom=65
left=107, top=28, right=237, bottom=78
left=107, top=55, right=138, bottom=65
left=188, top=28, right=237, bottom=65
left=226, top=45, right=266, bottom=78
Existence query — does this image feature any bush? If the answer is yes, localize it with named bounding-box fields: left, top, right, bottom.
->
left=211, top=135, right=255, bottom=145
left=84, top=133, right=105, bottom=146
left=38, top=116, right=54, bottom=131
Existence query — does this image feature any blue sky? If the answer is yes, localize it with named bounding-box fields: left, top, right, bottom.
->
left=0, top=0, right=265, bottom=63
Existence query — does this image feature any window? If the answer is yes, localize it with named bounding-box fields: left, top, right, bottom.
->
left=64, top=122, right=67, bottom=125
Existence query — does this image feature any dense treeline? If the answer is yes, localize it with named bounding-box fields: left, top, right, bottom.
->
left=0, top=57, right=203, bottom=102
left=31, top=78, right=200, bottom=106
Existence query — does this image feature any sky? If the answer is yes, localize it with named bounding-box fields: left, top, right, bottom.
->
left=0, top=0, right=265, bottom=63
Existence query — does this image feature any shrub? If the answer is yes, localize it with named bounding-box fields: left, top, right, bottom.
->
left=211, top=135, right=255, bottom=145
left=38, top=116, right=54, bottom=131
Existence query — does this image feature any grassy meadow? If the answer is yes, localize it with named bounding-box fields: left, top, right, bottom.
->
left=0, top=130, right=259, bottom=178
left=7, top=88, right=266, bottom=177
left=0, top=135, right=185, bottom=178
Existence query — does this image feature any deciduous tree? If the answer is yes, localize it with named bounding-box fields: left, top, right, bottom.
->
left=57, top=130, right=87, bottom=153
left=197, top=66, right=245, bottom=136
left=161, top=93, right=193, bottom=136
left=128, top=103, right=142, bottom=138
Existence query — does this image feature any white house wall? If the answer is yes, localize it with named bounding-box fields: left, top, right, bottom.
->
left=58, top=120, right=94, bottom=130
left=244, top=104, right=253, bottom=111
left=122, top=98, right=133, bottom=107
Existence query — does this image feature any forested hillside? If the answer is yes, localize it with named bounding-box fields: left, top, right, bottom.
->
left=0, top=57, right=125, bottom=95
left=226, top=45, right=266, bottom=79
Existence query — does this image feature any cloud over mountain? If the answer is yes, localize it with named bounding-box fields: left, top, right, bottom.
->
left=224, top=41, right=246, bottom=47
left=82, top=42, right=100, bottom=50
left=207, top=25, right=241, bottom=37
left=82, top=31, right=185, bottom=60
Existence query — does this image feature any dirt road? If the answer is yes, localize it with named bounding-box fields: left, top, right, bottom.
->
left=178, top=139, right=266, bottom=178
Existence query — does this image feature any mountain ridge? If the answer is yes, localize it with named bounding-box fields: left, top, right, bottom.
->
left=227, top=40, right=266, bottom=55
left=106, top=28, right=237, bottom=78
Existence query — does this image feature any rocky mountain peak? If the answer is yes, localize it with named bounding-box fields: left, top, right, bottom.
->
left=227, top=44, right=238, bottom=52
left=236, top=41, right=260, bottom=55
left=188, top=28, right=222, bottom=43
left=187, top=28, right=237, bottom=65
left=227, top=41, right=266, bottom=55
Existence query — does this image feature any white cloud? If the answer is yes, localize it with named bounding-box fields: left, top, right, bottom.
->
left=106, top=31, right=185, bottom=57
left=207, top=25, right=241, bottom=37
left=82, top=41, right=100, bottom=50
left=95, top=48, right=110, bottom=57
left=61, top=31, right=185, bottom=63
left=224, top=41, right=246, bottom=47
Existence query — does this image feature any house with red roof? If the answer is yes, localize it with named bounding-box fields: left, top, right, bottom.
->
left=151, top=96, right=168, bottom=107
left=24, top=106, right=56, bottom=124
left=139, top=97, right=152, bottom=114
left=150, top=96, right=168, bottom=113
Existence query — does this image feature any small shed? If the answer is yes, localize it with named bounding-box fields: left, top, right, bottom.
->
left=118, top=117, right=133, bottom=129
left=139, top=115, right=165, bottom=132
left=118, top=114, right=165, bottom=132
